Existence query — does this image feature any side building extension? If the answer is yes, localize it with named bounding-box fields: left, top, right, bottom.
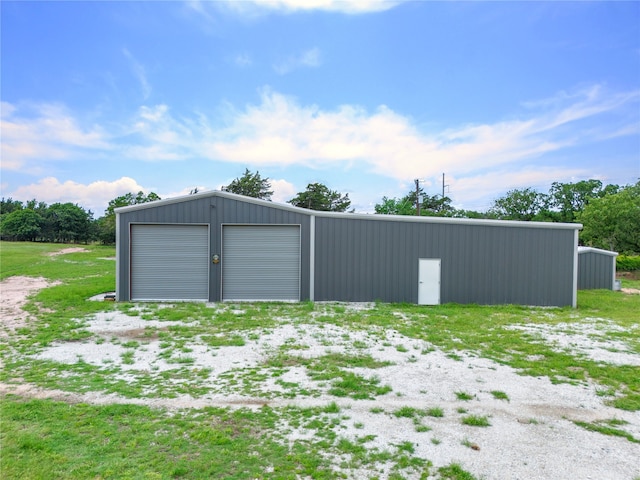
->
left=115, top=190, right=582, bottom=307
left=577, top=246, right=619, bottom=290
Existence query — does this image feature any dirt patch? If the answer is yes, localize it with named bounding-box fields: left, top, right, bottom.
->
left=47, top=247, right=88, bottom=256
left=114, top=327, right=166, bottom=341
left=0, top=276, right=60, bottom=336
left=621, top=288, right=640, bottom=295
left=617, top=271, right=640, bottom=281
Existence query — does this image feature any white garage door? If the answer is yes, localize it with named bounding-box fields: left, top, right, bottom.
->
left=222, top=225, right=300, bottom=301
left=131, top=224, right=209, bottom=301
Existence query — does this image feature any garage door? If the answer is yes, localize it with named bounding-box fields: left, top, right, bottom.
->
left=131, top=224, right=209, bottom=301
left=222, top=225, right=300, bottom=301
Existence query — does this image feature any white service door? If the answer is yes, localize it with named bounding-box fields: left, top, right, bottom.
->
left=418, top=258, right=441, bottom=305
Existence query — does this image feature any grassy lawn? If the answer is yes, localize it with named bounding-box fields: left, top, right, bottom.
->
left=1, top=241, right=639, bottom=480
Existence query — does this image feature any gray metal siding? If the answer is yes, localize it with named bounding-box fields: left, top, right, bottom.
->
left=314, top=217, right=576, bottom=306
left=578, top=252, right=615, bottom=290
left=116, top=195, right=310, bottom=302
left=131, top=224, right=209, bottom=300
left=222, top=225, right=300, bottom=301
left=115, top=191, right=578, bottom=307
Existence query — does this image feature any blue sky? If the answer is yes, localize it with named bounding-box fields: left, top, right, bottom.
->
left=2, top=0, right=639, bottom=216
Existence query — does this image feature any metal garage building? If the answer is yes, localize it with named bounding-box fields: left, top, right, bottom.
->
left=115, top=190, right=582, bottom=307
left=577, top=246, right=618, bottom=290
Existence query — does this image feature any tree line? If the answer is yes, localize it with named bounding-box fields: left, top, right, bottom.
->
left=1, top=170, right=638, bottom=254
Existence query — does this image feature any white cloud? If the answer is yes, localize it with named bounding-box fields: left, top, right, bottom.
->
left=270, top=178, right=297, bottom=203
left=258, top=0, right=400, bottom=14
left=123, top=104, right=196, bottom=160
left=233, top=53, right=253, bottom=67
left=2, top=85, right=637, bottom=213
left=7, top=177, right=150, bottom=216
left=351, top=165, right=595, bottom=214
left=193, top=0, right=401, bottom=17
left=123, top=48, right=151, bottom=100
left=273, top=47, right=322, bottom=74
left=207, top=86, right=639, bottom=181
left=0, top=102, right=110, bottom=172
left=445, top=167, right=590, bottom=211
left=160, top=185, right=211, bottom=199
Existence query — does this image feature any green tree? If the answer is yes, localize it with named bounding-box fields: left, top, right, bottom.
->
left=488, top=188, right=548, bottom=221
left=97, top=191, right=161, bottom=244
left=374, top=196, right=416, bottom=215
left=0, top=209, right=42, bottom=241
left=223, top=169, right=273, bottom=200
left=578, top=181, right=640, bottom=254
left=0, top=197, right=24, bottom=217
left=375, top=186, right=453, bottom=217
left=104, top=191, right=161, bottom=217
left=548, top=179, right=617, bottom=223
left=42, top=203, right=94, bottom=243
left=24, top=199, right=48, bottom=213
left=288, top=183, right=352, bottom=212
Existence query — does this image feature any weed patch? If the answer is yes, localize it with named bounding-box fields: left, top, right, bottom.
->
left=574, top=419, right=639, bottom=443
left=439, top=462, right=479, bottom=479
left=461, top=415, right=491, bottom=427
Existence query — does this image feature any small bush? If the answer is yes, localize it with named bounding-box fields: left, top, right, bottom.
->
left=617, top=255, right=640, bottom=272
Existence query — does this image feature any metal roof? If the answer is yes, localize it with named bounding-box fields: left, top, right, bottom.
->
left=115, top=189, right=583, bottom=230
left=578, top=246, right=618, bottom=256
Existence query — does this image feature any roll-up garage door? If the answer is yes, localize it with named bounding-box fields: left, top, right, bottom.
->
left=222, top=225, right=300, bottom=301
left=131, top=224, right=209, bottom=301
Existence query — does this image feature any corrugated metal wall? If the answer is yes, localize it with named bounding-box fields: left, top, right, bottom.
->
left=222, top=225, right=301, bottom=301
left=116, top=192, right=578, bottom=306
left=116, top=195, right=311, bottom=301
left=313, top=217, right=576, bottom=306
left=578, top=251, right=615, bottom=290
left=131, top=224, right=209, bottom=300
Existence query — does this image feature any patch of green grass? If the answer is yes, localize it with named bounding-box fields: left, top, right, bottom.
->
left=395, top=440, right=415, bottom=453
left=461, top=415, right=491, bottom=427
left=427, top=407, right=444, bottom=417
left=611, top=393, right=640, bottom=411
left=2, top=391, right=436, bottom=480
left=120, top=350, right=135, bottom=365
left=265, top=353, right=393, bottom=400
left=438, top=462, right=479, bottom=480
left=394, top=406, right=420, bottom=418
left=323, top=402, right=341, bottom=413
left=0, top=397, right=335, bottom=479
left=328, top=372, right=391, bottom=400
left=455, top=391, right=474, bottom=401
left=202, top=333, right=246, bottom=347
left=574, top=420, right=639, bottom=443
left=490, top=390, right=509, bottom=401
